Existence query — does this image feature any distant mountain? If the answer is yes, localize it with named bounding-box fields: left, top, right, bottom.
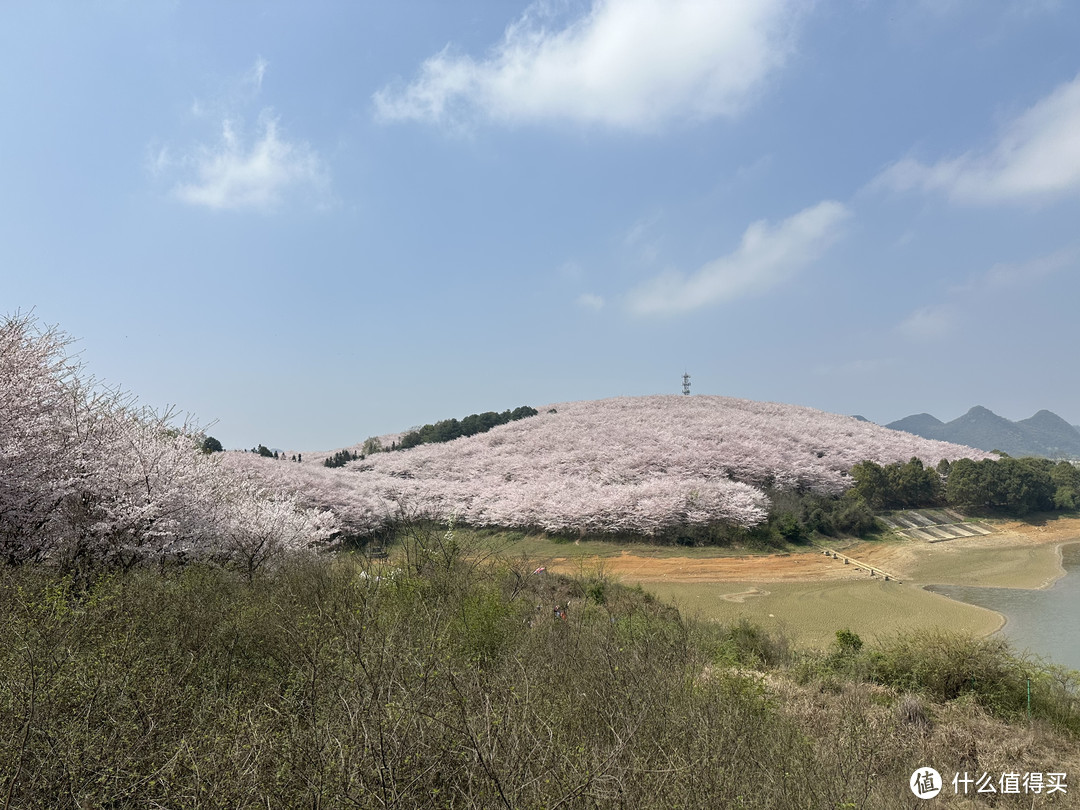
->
left=943, top=406, right=1030, bottom=455
left=1017, top=410, right=1080, bottom=458
left=886, top=406, right=1080, bottom=458
left=887, top=413, right=944, bottom=436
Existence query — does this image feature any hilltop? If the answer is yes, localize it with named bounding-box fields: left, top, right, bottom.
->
left=228, top=395, right=993, bottom=538
left=887, top=406, right=1080, bottom=458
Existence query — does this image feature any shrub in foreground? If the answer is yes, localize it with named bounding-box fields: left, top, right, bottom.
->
left=1, top=539, right=1077, bottom=808
left=797, top=628, right=1080, bottom=737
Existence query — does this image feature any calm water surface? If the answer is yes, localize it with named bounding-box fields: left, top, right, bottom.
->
left=928, top=542, right=1080, bottom=672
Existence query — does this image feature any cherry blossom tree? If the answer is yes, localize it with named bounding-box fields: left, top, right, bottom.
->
left=232, top=395, right=994, bottom=539
left=4, top=313, right=994, bottom=552
left=0, top=313, right=335, bottom=571
left=220, top=484, right=339, bottom=580
left=0, top=313, right=112, bottom=563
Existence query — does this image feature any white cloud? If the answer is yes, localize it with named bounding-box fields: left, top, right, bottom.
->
left=897, top=305, right=956, bottom=342
left=173, top=114, right=326, bottom=212
left=897, top=248, right=1076, bottom=341
left=958, top=247, right=1077, bottom=292
left=374, top=0, right=798, bottom=130
left=624, top=212, right=664, bottom=263
left=145, top=143, right=171, bottom=178
left=878, top=72, right=1080, bottom=203
left=624, top=200, right=849, bottom=315
left=246, top=56, right=268, bottom=93
left=576, top=292, right=605, bottom=310
left=624, top=213, right=659, bottom=248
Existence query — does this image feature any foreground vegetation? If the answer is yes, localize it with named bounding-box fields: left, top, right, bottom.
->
left=2, top=525, right=1078, bottom=809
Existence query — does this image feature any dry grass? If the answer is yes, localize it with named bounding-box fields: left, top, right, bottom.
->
left=765, top=678, right=1080, bottom=809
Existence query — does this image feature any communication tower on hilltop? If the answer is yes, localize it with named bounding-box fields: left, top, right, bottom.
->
left=682, top=372, right=691, bottom=395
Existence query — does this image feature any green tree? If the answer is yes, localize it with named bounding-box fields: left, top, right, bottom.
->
left=996, top=457, right=1053, bottom=515
left=835, top=628, right=863, bottom=653
left=895, top=457, right=942, bottom=507
left=398, top=431, right=423, bottom=450
left=1051, top=461, right=1080, bottom=510
left=945, top=458, right=986, bottom=507
left=850, top=461, right=888, bottom=509
left=837, top=496, right=877, bottom=534
left=200, top=435, right=223, bottom=454
left=324, top=449, right=356, bottom=468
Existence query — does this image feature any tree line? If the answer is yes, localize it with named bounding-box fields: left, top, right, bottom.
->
left=324, top=449, right=358, bottom=468
left=738, top=455, right=1080, bottom=547
left=319, top=408, right=541, bottom=469
left=396, top=406, right=539, bottom=450
left=850, top=455, right=1080, bottom=515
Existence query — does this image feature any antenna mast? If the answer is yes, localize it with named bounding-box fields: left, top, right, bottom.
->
left=682, top=372, right=691, bottom=395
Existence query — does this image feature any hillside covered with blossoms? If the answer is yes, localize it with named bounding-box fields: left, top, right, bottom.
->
left=227, top=396, right=995, bottom=538
left=0, top=314, right=338, bottom=572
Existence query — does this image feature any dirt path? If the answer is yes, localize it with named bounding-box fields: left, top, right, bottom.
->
left=550, top=549, right=850, bottom=583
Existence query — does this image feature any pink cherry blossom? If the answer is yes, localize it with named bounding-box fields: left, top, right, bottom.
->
left=228, top=395, right=993, bottom=537
left=1, top=314, right=336, bottom=569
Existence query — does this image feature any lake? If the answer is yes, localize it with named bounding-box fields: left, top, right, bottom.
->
left=928, top=542, right=1080, bottom=671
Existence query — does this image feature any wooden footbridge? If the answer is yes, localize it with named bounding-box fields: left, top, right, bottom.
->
left=809, top=542, right=903, bottom=583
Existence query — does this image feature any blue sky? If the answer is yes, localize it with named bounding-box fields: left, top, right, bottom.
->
left=4, top=1, right=1080, bottom=451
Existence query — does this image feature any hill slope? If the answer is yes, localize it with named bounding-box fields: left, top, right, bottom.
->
left=1017, top=410, right=1080, bottom=457
left=887, top=413, right=944, bottom=436
left=230, top=396, right=993, bottom=536
left=887, top=406, right=1080, bottom=458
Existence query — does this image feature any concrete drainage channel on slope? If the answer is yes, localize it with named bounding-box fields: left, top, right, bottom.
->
left=810, top=541, right=903, bottom=583
left=877, top=508, right=995, bottom=543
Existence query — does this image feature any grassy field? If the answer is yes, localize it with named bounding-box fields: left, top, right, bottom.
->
left=644, top=579, right=1004, bottom=648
